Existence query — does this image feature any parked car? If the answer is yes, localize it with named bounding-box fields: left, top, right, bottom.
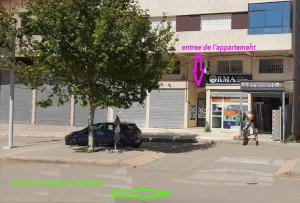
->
left=65, top=122, right=142, bottom=148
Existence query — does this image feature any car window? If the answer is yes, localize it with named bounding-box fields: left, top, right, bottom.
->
left=107, top=124, right=114, bottom=131
left=122, top=124, right=138, bottom=131
left=94, top=123, right=107, bottom=131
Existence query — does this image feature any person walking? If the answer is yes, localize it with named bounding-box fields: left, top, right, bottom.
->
left=113, top=115, right=121, bottom=152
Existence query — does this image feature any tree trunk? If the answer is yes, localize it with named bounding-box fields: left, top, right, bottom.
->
left=88, top=105, right=96, bottom=152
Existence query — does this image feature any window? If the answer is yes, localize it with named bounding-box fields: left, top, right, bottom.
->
left=171, top=60, right=181, bottom=75
left=201, top=14, right=231, bottom=30
left=176, top=15, right=201, bottom=32
left=248, top=2, right=291, bottom=34
left=217, top=60, right=243, bottom=74
left=259, top=59, right=283, bottom=73
left=151, top=16, right=176, bottom=32
left=232, top=13, right=248, bottom=29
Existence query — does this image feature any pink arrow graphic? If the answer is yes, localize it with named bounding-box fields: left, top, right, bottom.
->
left=192, top=53, right=204, bottom=87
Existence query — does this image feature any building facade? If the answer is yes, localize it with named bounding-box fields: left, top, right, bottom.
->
left=137, top=0, right=297, bottom=138
left=0, top=0, right=298, bottom=139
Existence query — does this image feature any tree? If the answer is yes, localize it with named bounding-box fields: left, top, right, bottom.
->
left=0, top=6, right=15, bottom=68
left=18, top=0, right=176, bottom=152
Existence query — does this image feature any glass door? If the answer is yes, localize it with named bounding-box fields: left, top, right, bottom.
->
left=212, top=103, right=223, bottom=128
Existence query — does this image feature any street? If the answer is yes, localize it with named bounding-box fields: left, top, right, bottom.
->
left=1, top=139, right=300, bottom=203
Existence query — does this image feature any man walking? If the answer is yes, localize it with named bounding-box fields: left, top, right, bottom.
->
left=113, top=115, right=121, bottom=152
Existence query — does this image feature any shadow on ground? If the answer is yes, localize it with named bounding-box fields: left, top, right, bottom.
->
left=1, top=138, right=64, bottom=148
left=73, top=146, right=108, bottom=153
left=131, top=141, right=216, bottom=153
left=142, top=132, right=199, bottom=143
left=71, top=141, right=216, bottom=154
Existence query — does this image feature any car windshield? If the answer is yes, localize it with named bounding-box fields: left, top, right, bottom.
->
left=122, top=124, right=138, bottom=131
left=93, top=123, right=114, bottom=131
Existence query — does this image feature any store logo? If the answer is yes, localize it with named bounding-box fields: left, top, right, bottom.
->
left=192, top=53, right=204, bottom=87
left=209, top=75, right=217, bottom=84
left=209, top=75, right=236, bottom=84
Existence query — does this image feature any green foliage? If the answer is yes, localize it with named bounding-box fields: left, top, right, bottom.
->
left=204, top=121, right=211, bottom=132
left=286, top=134, right=300, bottom=143
left=17, top=0, right=176, bottom=109
left=0, top=9, right=15, bottom=68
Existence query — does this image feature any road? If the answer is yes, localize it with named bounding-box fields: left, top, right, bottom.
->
left=1, top=141, right=300, bottom=203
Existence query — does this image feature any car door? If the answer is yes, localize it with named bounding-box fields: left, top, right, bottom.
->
left=94, top=123, right=113, bottom=145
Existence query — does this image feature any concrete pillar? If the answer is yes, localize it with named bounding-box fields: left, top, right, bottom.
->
left=206, top=89, right=211, bottom=128
left=282, top=91, right=286, bottom=141
left=247, top=93, right=252, bottom=113
left=31, top=89, right=37, bottom=125
left=145, top=91, right=150, bottom=128
left=69, top=95, right=75, bottom=126
left=107, top=107, right=114, bottom=122
left=291, top=93, right=294, bottom=134
left=183, top=87, right=188, bottom=128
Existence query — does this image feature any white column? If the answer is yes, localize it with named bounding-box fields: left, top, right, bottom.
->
left=247, top=93, right=252, bottom=113
left=107, top=107, right=114, bottom=122
left=206, top=89, right=211, bottom=128
left=183, top=87, right=188, bottom=128
left=69, top=95, right=75, bottom=126
left=145, top=91, right=150, bottom=128
left=31, top=89, right=37, bottom=125
left=290, top=93, right=294, bottom=134
left=7, top=70, right=15, bottom=149
left=282, top=91, right=286, bottom=142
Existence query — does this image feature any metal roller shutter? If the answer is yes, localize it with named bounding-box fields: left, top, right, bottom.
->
left=150, top=89, right=185, bottom=128
left=36, top=85, right=70, bottom=125
left=0, top=71, right=32, bottom=124
left=75, top=103, right=107, bottom=127
left=113, top=102, right=146, bottom=127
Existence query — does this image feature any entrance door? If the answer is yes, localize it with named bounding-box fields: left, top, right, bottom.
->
left=197, top=99, right=206, bottom=127
left=254, top=103, right=272, bottom=133
left=254, top=96, right=281, bottom=133
left=212, top=103, right=223, bottom=128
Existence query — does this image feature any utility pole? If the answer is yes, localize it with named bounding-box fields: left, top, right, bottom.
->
left=3, top=2, right=16, bottom=149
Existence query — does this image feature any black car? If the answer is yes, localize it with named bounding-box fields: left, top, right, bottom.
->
left=65, top=122, right=142, bottom=148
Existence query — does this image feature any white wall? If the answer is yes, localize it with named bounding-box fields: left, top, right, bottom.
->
left=138, top=0, right=290, bottom=17
left=176, top=30, right=292, bottom=53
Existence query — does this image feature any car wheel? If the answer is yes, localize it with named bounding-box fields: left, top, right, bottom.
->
left=132, top=143, right=141, bottom=148
left=70, top=138, right=78, bottom=146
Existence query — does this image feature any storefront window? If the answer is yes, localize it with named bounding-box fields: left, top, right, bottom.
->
left=211, top=96, right=248, bottom=130
left=223, top=103, right=248, bottom=129
left=212, top=104, right=222, bottom=128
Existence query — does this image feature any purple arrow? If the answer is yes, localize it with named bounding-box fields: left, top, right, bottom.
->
left=192, top=53, right=204, bottom=87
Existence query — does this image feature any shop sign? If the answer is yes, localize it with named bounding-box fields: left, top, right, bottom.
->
left=240, top=81, right=284, bottom=91
left=206, top=75, right=252, bottom=84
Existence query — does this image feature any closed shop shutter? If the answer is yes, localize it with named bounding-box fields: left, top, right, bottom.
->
left=150, top=89, right=185, bottom=128
left=74, top=104, right=107, bottom=127
left=113, top=102, right=146, bottom=127
left=0, top=71, right=32, bottom=124
left=36, top=85, right=70, bottom=125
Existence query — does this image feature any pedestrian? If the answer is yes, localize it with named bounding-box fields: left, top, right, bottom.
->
left=113, top=115, right=121, bottom=152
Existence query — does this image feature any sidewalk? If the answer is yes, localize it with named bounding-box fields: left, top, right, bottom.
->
left=0, top=124, right=274, bottom=143
left=0, top=137, right=167, bottom=167
left=141, top=127, right=274, bottom=143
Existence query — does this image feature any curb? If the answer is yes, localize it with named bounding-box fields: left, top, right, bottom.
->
left=0, top=151, right=167, bottom=168
left=0, top=156, right=123, bottom=167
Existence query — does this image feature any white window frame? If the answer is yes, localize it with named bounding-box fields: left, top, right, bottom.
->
left=201, top=14, right=232, bottom=31
left=216, top=58, right=244, bottom=75
left=150, top=16, right=176, bottom=32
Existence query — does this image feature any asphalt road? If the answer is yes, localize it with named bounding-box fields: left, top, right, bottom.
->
left=1, top=141, right=300, bottom=203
